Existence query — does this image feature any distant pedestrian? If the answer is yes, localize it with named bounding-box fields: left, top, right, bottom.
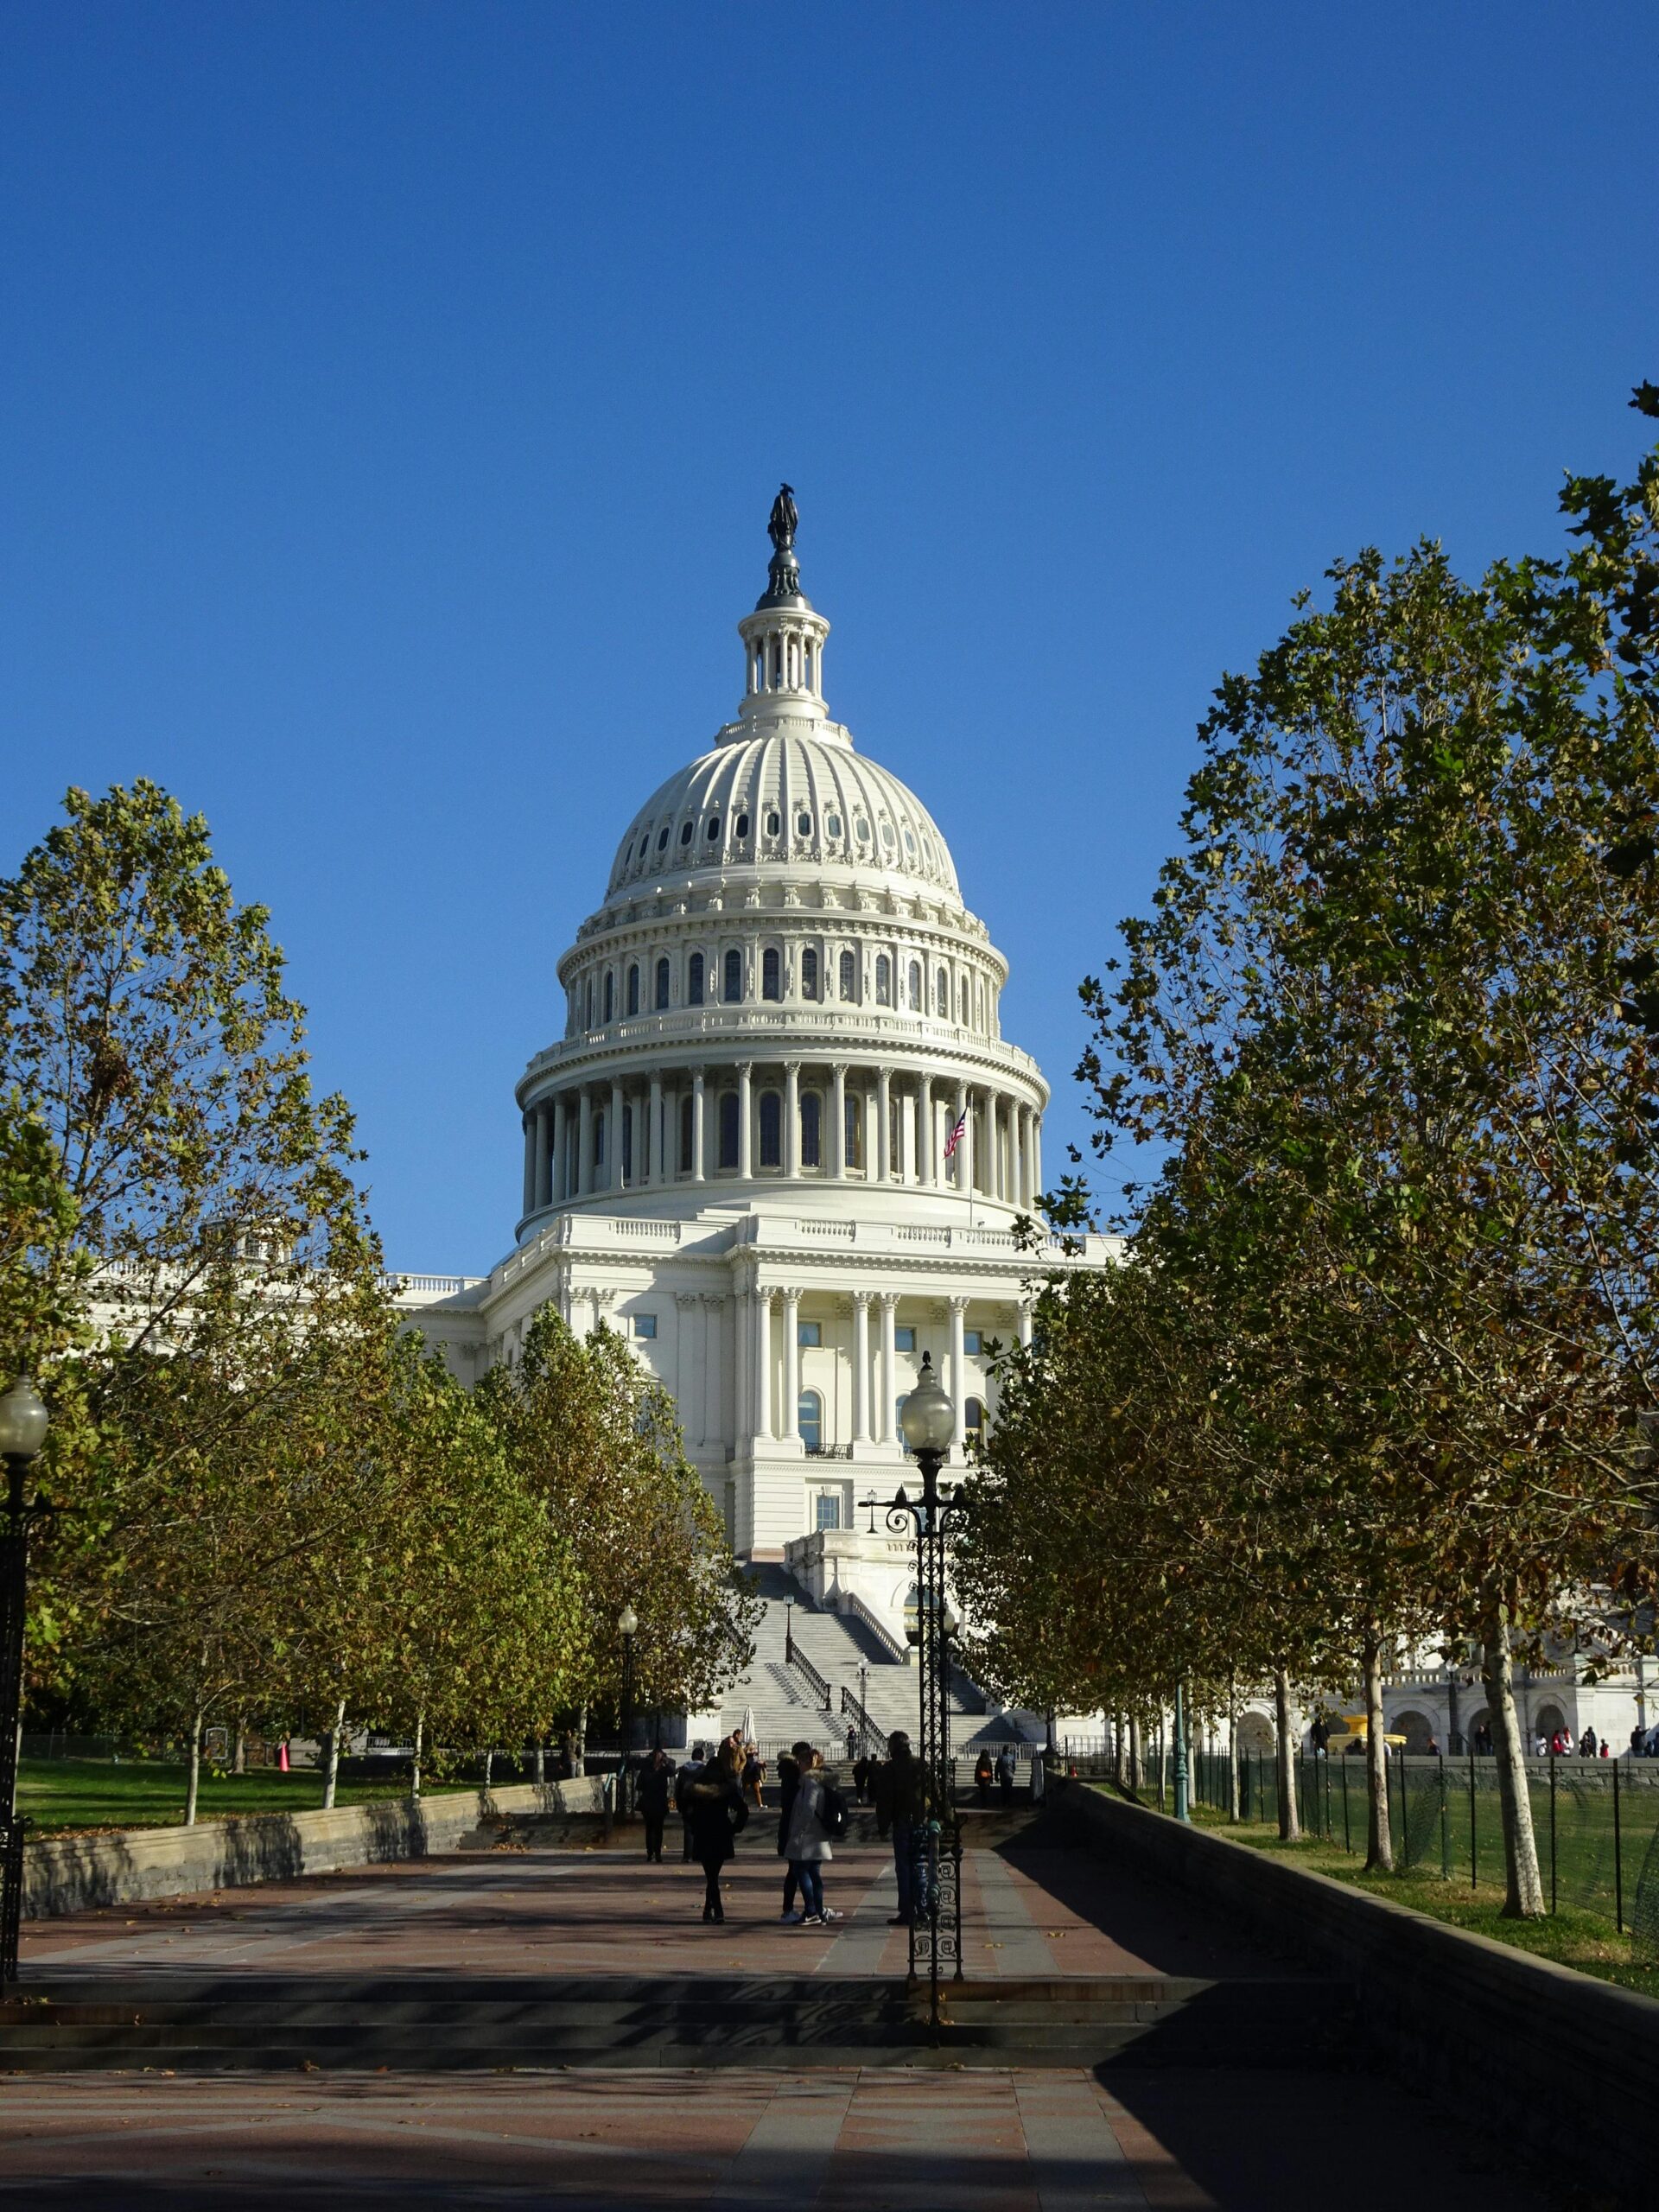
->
left=784, top=1747, right=842, bottom=1927
left=874, top=1730, right=930, bottom=1927
left=974, top=1750, right=994, bottom=1807
left=638, top=1748, right=671, bottom=1864
left=742, top=1747, right=766, bottom=1807
left=845, top=1725, right=857, bottom=1762
left=1424, top=1734, right=1440, bottom=1758
left=1580, top=1728, right=1599, bottom=1758
left=852, top=1751, right=872, bottom=1806
left=676, top=1744, right=708, bottom=1863
left=995, top=1745, right=1017, bottom=1806
left=684, top=1742, right=748, bottom=1923
left=776, top=1745, right=803, bottom=1920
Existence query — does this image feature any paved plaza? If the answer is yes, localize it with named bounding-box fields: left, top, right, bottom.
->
left=2, top=1823, right=1543, bottom=2208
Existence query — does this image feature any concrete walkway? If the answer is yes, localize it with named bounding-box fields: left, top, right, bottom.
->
left=5, top=1818, right=1545, bottom=2209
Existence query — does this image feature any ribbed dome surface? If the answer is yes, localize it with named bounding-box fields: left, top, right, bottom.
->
left=605, top=726, right=961, bottom=902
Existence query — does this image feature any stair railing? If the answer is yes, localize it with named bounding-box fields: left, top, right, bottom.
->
left=783, top=1626, right=834, bottom=1712
left=843, top=1592, right=909, bottom=1664
left=840, top=1684, right=886, bottom=1758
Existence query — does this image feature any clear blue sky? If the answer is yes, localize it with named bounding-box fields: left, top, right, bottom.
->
left=4, top=5, right=1656, bottom=1268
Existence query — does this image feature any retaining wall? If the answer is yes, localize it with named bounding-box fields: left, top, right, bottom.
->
left=23, top=1777, right=606, bottom=1919
left=1052, top=1777, right=1659, bottom=2190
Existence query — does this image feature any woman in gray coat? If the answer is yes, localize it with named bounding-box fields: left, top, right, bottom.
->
left=783, top=1748, right=840, bottom=1925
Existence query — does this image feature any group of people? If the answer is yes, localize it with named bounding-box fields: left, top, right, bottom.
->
left=626, top=1727, right=974, bottom=1929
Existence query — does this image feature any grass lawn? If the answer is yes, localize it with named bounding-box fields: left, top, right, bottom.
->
left=17, top=1758, right=471, bottom=1836
left=1162, top=1794, right=1659, bottom=2002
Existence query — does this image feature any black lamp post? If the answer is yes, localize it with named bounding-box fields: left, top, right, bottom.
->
left=0, top=1374, right=50, bottom=1986
left=861, top=1351, right=969, bottom=2033
left=617, top=1603, right=638, bottom=1821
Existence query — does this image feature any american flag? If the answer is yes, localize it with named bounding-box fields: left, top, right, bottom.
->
left=944, top=1109, right=967, bottom=1160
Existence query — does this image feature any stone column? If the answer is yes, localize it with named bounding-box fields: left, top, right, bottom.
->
left=782, top=1289, right=801, bottom=1443
left=521, top=1113, right=536, bottom=1217
left=1017, top=1300, right=1033, bottom=1350
left=578, top=1090, right=594, bottom=1196
left=852, top=1291, right=872, bottom=1444
left=831, top=1063, right=848, bottom=1179
left=785, top=1061, right=802, bottom=1177
left=543, top=1101, right=559, bottom=1210
left=701, top=1295, right=724, bottom=1448
left=610, top=1079, right=626, bottom=1191
left=917, top=1077, right=933, bottom=1185
left=738, top=1061, right=754, bottom=1179
left=949, top=1295, right=969, bottom=1449
left=692, top=1068, right=707, bottom=1183
left=648, top=1076, right=664, bottom=1187
left=1012, top=1105, right=1026, bottom=1210
left=877, top=1292, right=898, bottom=1443
left=753, top=1284, right=772, bottom=1441
left=877, top=1068, right=893, bottom=1182
left=952, top=1081, right=969, bottom=1193
left=734, top=1285, right=750, bottom=1453
left=1031, top=1113, right=1043, bottom=1203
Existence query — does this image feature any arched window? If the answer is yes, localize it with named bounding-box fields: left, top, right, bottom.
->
left=603, top=971, right=615, bottom=1024
left=800, top=1090, right=822, bottom=1168
left=936, top=969, right=948, bottom=1018
left=959, top=976, right=969, bottom=1025
left=594, top=1109, right=607, bottom=1167
left=657, top=827, right=670, bottom=851
left=799, top=1390, right=823, bottom=1452
left=845, top=1092, right=863, bottom=1172
left=839, top=950, right=856, bottom=1001
left=896, top=1398, right=911, bottom=1455
left=735, top=811, right=750, bottom=839
left=723, top=949, right=742, bottom=1002
left=762, top=947, right=782, bottom=1001
left=680, top=1094, right=695, bottom=1173
left=801, top=947, right=819, bottom=1000
left=908, top=960, right=922, bottom=1010
left=626, top=964, right=640, bottom=1017
left=689, top=951, right=705, bottom=1006
left=875, top=953, right=892, bottom=1006
left=759, top=1090, right=782, bottom=1167
left=583, top=979, right=593, bottom=1027
left=706, top=815, right=721, bottom=842
left=655, top=957, right=671, bottom=1010
left=718, top=1090, right=741, bottom=1169
left=966, top=1396, right=986, bottom=1447
left=678, top=820, right=694, bottom=846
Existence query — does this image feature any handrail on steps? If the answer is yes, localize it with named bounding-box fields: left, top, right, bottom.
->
left=784, top=1620, right=834, bottom=1712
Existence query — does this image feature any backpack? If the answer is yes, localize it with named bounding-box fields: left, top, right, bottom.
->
left=821, top=1780, right=849, bottom=1839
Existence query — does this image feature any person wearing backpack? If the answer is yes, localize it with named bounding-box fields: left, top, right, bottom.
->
left=782, top=1746, right=842, bottom=1926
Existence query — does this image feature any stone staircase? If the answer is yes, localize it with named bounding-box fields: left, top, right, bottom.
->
left=718, top=1564, right=1018, bottom=1756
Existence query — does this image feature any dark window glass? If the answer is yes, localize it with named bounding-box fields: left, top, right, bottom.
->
left=633, top=1313, right=658, bottom=1340
left=621, top=1103, right=633, bottom=1179
left=680, top=820, right=694, bottom=845
left=638, top=836, right=648, bottom=859
left=845, top=1093, right=862, bottom=1171
left=759, top=1090, right=782, bottom=1166
left=802, top=947, right=819, bottom=1000
left=658, top=828, right=670, bottom=851
left=736, top=811, right=750, bottom=838
left=583, top=980, right=593, bottom=1027
left=766, top=810, right=781, bottom=836
left=679, top=1095, right=695, bottom=1173
left=762, top=947, right=781, bottom=1001
left=594, top=1109, right=606, bottom=1166
left=626, top=965, right=639, bottom=1017
left=895, top=1325, right=916, bottom=1353
left=689, top=951, right=705, bottom=1006
left=603, top=972, right=614, bottom=1023
left=797, top=811, right=811, bottom=836
left=655, top=957, right=670, bottom=1010
left=718, top=1090, right=740, bottom=1169
left=966, top=1396, right=986, bottom=1441
left=936, top=969, right=948, bottom=1017
left=798, top=1320, right=822, bottom=1347
left=800, top=1090, right=822, bottom=1167
left=839, top=950, right=856, bottom=1001
left=723, top=949, right=742, bottom=1002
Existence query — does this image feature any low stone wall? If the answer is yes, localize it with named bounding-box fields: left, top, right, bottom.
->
left=1052, top=1777, right=1659, bottom=2190
left=23, top=1777, right=606, bottom=1920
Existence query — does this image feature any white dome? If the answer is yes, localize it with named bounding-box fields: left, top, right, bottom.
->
left=605, top=724, right=961, bottom=904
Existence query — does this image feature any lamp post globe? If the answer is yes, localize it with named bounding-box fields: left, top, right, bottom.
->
left=617, top=1603, right=639, bottom=1639
left=899, top=1353, right=956, bottom=1461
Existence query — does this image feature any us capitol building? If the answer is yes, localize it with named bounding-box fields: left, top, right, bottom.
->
left=396, top=492, right=1110, bottom=1641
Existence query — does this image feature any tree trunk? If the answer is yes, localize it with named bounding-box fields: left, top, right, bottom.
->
left=412, top=1708, right=424, bottom=1800
left=1482, top=1597, right=1545, bottom=1917
left=1111, top=1712, right=1125, bottom=1787
left=232, top=1718, right=246, bottom=1777
left=322, top=1699, right=346, bottom=1811
left=185, top=1706, right=205, bottom=1827
left=575, top=1702, right=588, bottom=1778
left=1128, top=1714, right=1142, bottom=1794
left=1226, top=1674, right=1242, bottom=1822
left=482, top=1747, right=494, bottom=1790
left=1363, top=1626, right=1393, bottom=1872
left=534, top=1737, right=546, bottom=1784
left=1273, top=1667, right=1300, bottom=1841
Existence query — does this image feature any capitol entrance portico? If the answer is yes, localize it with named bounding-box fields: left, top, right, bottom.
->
left=395, top=491, right=1109, bottom=1627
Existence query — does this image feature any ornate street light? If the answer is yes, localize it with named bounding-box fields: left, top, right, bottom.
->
left=861, top=1351, right=973, bottom=2033
left=0, top=1375, right=51, bottom=1986
left=617, top=1603, right=638, bottom=1821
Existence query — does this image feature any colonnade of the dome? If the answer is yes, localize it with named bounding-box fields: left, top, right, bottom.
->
left=518, top=1058, right=1042, bottom=1228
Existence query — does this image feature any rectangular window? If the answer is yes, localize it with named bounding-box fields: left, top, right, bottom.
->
left=798, top=1320, right=822, bottom=1347
left=632, top=1313, right=657, bottom=1339
left=963, top=1330, right=982, bottom=1356
left=894, top=1325, right=916, bottom=1353
left=815, top=1492, right=842, bottom=1532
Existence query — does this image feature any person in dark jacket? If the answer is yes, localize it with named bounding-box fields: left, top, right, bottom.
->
left=873, top=1731, right=931, bottom=1926
left=852, top=1751, right=873, bottom=1805
left=684, top=1741, right=749, bottom=1923
left=973, top=1749, right=995, bottom=1807
left=775, top=1747, right=802, bottom=1919
left=637, top=1748, right=671, bottom=1863
left=675, top=1745, right=707, bottom=1863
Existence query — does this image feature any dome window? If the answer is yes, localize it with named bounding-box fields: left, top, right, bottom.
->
left=638, top=836, right=649, bottom=860
left=759, top=1090, right=782, bottom=1167
left=880, top=822, right=896, bottom=848
left=826, top=813, right=842, bottom=837
left=679, top=821, right=694, bottom=846
left=875, top=954, right=892, bottom=1007
left=736, top=811, right=750, bottom=839
left=657, top=828, right=670, bottom=852
left=800, top=1090, right=822, bottom=1167
left=854, top=817, right=870, bottom=842
left=723, top=949, right=743, bottom=1003
left=718, top=1090, right=741, bottom=1169
left=762, top=948, right=782, bottom=1001
left=766, top=810, right=781, bottom=836
left=604, top=973, right=615, bottom=1024
left=797, top=811, right=811, bottom=837
left=839, top=950, right=857, bottom=1002
left=688, top=951, right=705, bottom=1006
left=679, top=1095, right=695, bottom=1173
left=936, top=969, right=948, bottom=1019
left=801, top=947, right=819, bottom=1001
left=706, top=816, right=721, bottom=841
left=626, top=964, right=640, bottom=1017
left=903, top=830, right=916, bottom=855
left=655, top=957, right=671, bottom=1011
left=908, top=960, right=922, bottom=1011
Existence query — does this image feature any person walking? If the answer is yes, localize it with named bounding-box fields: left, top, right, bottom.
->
left=675, top=1744, right=707, bottom=1863
left=973, top=1749, right=994, bottom=1808
left=852, top=1750, right=872, bottom=1806
left=874, top=1730, right=929, bottom=1928
left=776, top=1745, right=803, bottom=1920
left=742, top=1745, right=766, bottom=1808
left=783, top=1745, right=840, bottom=1926
left=638, top=1748, right=671, bottom=1863
left=684, top=1741, right=748, bottom=1923
left=995, top=1744, right=1017, bottom=1807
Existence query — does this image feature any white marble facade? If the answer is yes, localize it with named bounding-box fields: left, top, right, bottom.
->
left=393, top=503, right=1112, bottom=1599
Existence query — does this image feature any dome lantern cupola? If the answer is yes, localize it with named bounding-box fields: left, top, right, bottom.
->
left=736, top=483, right=830, bottom=728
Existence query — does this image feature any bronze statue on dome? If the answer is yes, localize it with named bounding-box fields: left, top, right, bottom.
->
left=767, top=483, right=798, bottom=555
